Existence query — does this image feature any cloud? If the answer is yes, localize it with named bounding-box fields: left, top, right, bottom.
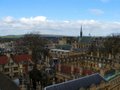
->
left=89, top=9, right=104, bottom=15
left=20, top=16, right=47, bottom=24
left=0, top=16, right=120, bottom=36
left=2, top=16, right=15, bottom=23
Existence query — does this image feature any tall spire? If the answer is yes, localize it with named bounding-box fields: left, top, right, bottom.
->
left=78, top=25, right=83, bottom=42
left=80, top=25, right=83, bottom=38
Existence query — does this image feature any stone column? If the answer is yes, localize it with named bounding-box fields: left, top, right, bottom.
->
left=91, top=52, right=93, bottom=56
left=71, top=65, right=74, bottom=75
left=100, top=69, right=105, bottom=77
left=97, top=51, right=100, bottom=57
left=79, top=67, right=82, bottom=76
left=58, top=64, right=61, bottom=72
left=108, top=53, right=112, bottom=59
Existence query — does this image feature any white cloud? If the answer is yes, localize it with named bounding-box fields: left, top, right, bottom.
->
left=2, top=16, right=15, bottom=23
left=20, top=16, right=47, bottom=24
left=89, top=9, right=104, bottom=15
left=0, top=16, right=120, bottom=36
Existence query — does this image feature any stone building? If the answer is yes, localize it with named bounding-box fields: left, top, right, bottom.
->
left=0, top=54, right=32, bottom=78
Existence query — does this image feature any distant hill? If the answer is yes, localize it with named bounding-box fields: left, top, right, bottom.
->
left=0, top=34, right=75, bottom=39
left=0, top=35, right=23, bottom=38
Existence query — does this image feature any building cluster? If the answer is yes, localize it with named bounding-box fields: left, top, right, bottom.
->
left=0, top=41, right=33, bottom=79
left=45, top=73, right=120, bottom=90
left=0, top=27, right=120, bottom=90
left=45, top=26, right=120, bottom=90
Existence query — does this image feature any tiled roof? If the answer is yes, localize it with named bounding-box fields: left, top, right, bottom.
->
left=0, top=55, right=8, bottom=65
left=12, top=54, right=32, bottom=63
left=0, top=72, right=19, bottom=90
left=44, top=73, right=106, bottom=90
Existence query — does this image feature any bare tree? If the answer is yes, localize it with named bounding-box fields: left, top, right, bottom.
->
left=104, top=34, right=120, bottom=58
left=22, top=33, right=49, bottom=64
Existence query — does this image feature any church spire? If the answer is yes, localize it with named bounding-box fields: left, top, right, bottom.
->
left=78, top=25, right=83, bottom=42
left=80, top=25, right=83, bottom=38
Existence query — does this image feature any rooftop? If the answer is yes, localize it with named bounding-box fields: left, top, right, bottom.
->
left=0, top=55, right=8, bottom=65
left=12, top=54, right=32, bottom=63
left=50, top=49, right=70, bottom=53
left=104, top=71, right=120, bottom=81
left=44, top=73, right=106, bottom=90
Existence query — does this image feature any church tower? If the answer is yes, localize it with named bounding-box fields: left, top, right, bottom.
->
left=80, top=25, right=83, bottom=38
left=78, top=25, right=83, bottom=42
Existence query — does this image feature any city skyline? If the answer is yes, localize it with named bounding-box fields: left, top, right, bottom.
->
left=0, top=0, right=120, bottom=36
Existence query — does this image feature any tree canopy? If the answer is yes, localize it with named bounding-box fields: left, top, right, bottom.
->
left=104, top=34, right=120, bottom=56
left=22, top=33, right=49, bottom=63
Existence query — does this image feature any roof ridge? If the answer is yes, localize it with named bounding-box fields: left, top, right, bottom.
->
left=45, top=73, right=105, bottom=89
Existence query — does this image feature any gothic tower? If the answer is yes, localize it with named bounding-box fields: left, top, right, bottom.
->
left=80, top=25, right=83, bottom=38
left=78, top=25, right=83, bottom=42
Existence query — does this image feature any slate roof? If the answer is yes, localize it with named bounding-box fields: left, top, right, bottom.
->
left=44, top=73, right=106, bottom=90
left=79, top=36, right=94, bottom=44
left=0, top=72, right=19, bottom=90
left=56, top=44, right=72, bottom=50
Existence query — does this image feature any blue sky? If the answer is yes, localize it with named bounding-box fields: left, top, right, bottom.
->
left=0, top=0, right=120, bottom=36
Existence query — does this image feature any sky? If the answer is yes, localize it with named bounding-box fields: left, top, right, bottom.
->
left=0, top=0, right=120, bottom=36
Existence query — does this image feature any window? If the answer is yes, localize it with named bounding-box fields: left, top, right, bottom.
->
left=14, top=72, right=18, bottom=76
left=14, top=67, right=18, bottom=71
left=4, top=68, right=9, bottom=72
left=11, top=62, right=14, bottom=65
